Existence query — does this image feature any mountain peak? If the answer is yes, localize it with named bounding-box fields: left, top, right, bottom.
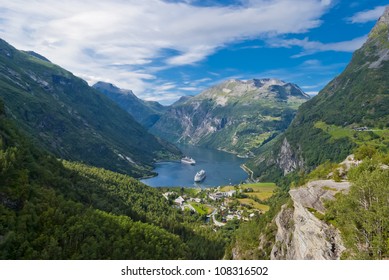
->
left=360, top=6, right=389, bottom=69
left=93, top=81, right=135, bottom=96
left=379, top=6, right=389, bottom=22
left=367, top=6, right=389, bottom=40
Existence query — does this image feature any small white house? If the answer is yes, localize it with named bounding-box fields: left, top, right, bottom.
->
left=226, top=190, right=236, bottom=197
left=174, top=196, right=185, bottom=206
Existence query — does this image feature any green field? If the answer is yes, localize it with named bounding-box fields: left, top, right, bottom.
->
left=220, top=186, right=236, bottom=192
left=242, top=182, right=276, bottom=201
left=189, top=202, right=213, bottom=215
left=238, top=199, right=270, bottom=212
left=314, top=121, right=389, bottom=149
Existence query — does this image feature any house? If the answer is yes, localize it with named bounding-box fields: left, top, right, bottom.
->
left=226, top=190, right=236, bottom=197
left=209, top=192, right=224, bottom=200
left=353, top=126, right=369, bottom=131
left=174, top=196, right=185, bottom=206
left=162, top=191, right=176, bottom=200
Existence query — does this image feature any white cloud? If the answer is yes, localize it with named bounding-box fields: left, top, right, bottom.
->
left=269, top=35, right=367, bottom=57
left=178, top=87, right=198, bottom=91
left=347, top=5, right=387, bottom=23
left=155, top=83, right=177, bottom=91
left=0, top=0, right=332, bottom=99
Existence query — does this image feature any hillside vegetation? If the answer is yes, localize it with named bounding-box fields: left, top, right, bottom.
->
left=0, top=39, right=179, bottom=178
left=0, top=101, right=225, bottom=259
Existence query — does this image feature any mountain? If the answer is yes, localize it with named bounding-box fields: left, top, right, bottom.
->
left=93, top=81, right=167, bottom=128
left=150, top=78, right=309, bottom=155
left=247, top=7, right=389, bottom=180
left=0, top=39, right=180, bottom=178
left=171, top=95, right=194, bottom=107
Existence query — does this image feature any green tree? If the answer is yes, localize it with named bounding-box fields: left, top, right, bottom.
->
left=326, top=160, right=389, bottom=259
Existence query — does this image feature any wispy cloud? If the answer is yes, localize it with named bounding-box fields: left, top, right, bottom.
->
left=178, top=87, right=199, bottom=91
left=346, top=5, right=387, bottom=23
left=0, top=0, right=332, bottom=101
left=269, top=35, right=367, bottom=57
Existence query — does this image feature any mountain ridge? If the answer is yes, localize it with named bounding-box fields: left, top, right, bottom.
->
left=0, top=38, right=180, bottom=178
left=93, top=81, right=167, bottom=128
left=150, top=78, right=309, bottom=156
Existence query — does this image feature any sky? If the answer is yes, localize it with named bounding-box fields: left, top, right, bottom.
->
left=0, top=0, right=388, bottom=104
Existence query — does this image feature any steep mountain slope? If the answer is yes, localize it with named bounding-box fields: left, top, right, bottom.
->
left=151, top=79, right=309, bottom=156
left=0, top=39, right=179, bottom=177
left=247, top=8, right=389, bottom=180
left=93, top=82, right=167, bottom=128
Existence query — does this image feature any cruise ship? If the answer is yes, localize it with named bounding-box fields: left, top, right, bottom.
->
left=181, top=156, right=196, bottom=165
left=194, top=169, right=206, bottom=182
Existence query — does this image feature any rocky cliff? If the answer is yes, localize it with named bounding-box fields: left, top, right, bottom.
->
left=270, top=155, right=362, bottom=259
left=271, top=179, right=349, bottom=260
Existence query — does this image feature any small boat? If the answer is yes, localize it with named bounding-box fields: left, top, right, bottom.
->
left=181, top=156, right=196, bottom=165
left=194, top=169, right=206, bottom=182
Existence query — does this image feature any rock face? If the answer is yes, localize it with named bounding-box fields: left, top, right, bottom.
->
left=276, top=138, right=304, bottom=175
left=271, top=179, right=350, bottom=260
left=151, top=78, right=309, bottom=155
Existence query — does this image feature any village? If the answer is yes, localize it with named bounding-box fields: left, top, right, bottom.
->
left=161, top=182, right=276, bottom=227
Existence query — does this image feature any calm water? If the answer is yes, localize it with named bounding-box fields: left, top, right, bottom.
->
left=141, top=145, right=248, bottom=187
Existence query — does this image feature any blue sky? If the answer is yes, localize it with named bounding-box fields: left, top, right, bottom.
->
left=0, top=0, right=387, bottom=104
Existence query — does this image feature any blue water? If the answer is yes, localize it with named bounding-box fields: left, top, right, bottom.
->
left=141, top=145, right=248, bottom=187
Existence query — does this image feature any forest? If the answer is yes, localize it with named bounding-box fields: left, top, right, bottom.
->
left=0, top=100, right=227, bottom=259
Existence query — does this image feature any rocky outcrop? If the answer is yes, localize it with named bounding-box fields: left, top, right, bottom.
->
left=271, top=179, right=350, bottom=260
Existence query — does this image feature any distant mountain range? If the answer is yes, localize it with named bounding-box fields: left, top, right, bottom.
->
left=150, top=78, right=310, bottom=156
left=0, top=39, right=180, bottom=178
left=93, top=81, right=167, bottom=128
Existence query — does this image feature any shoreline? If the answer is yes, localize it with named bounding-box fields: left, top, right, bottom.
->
left=217, top=147, right=255, bottom=159
left=240, top=163, right=255, bottom=182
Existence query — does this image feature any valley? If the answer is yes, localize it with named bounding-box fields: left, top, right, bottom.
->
left=150, top=78, right=309, bottom=157
left=1, top=3, right=389, bottom=262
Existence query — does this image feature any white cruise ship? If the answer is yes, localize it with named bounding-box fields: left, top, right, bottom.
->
left=194, top=169, right=206, bottom=182
left=181, top=156, right=196, bottom=165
